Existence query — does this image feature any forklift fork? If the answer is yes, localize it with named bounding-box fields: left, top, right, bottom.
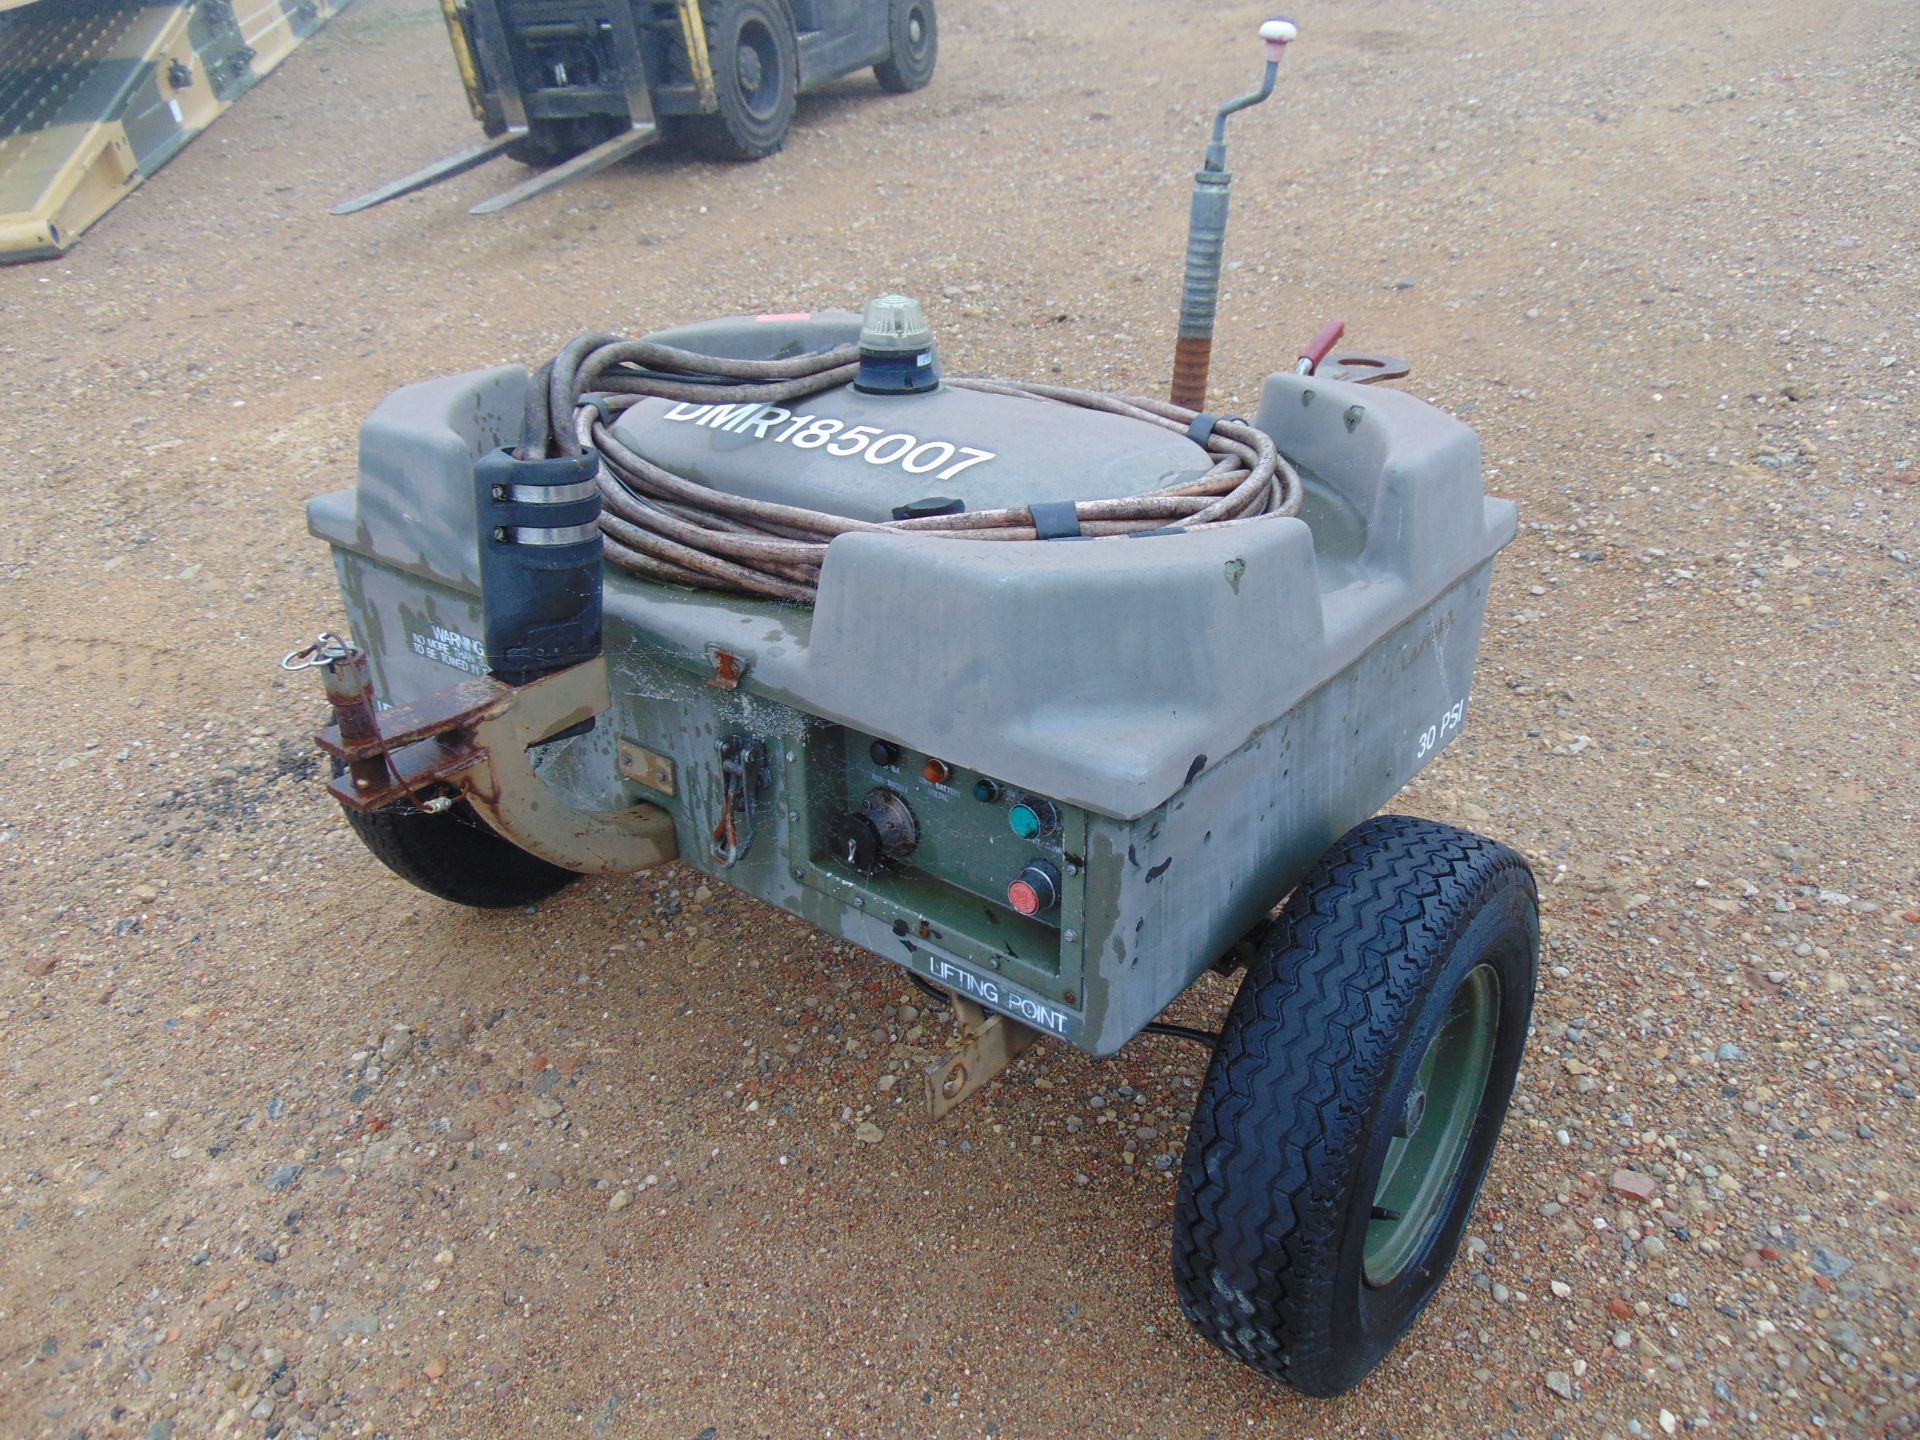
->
left=331, top=0, right=674, bottom=217
left=466, top=124, right=658, bottom=215
left=329, top=134, right=521, bottom=215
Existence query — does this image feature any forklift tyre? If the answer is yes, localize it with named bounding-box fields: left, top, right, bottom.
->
left=873, top=0, right=938, bottom=93
left=341, top=792, right=579, bottom=909
left=1171, top=816, right=1538, bottom=1395
left=691, top=0, right=799, bottom=160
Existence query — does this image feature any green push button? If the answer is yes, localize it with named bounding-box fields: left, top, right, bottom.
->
left=1009, top=796, right=1060, bottom=838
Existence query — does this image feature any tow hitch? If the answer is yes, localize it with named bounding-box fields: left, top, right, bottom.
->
left=282, top=635, right=676, bottom=876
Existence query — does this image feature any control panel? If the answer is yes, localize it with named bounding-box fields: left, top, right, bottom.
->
left=793, top=724, right=1086, bottom=1002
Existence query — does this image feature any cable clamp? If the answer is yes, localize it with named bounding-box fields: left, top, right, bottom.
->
left=494, top=478, right=600, bottom=506
left=577, top=393, right=621, bottom=425
left=1028, top=501, right=1082, bottom=540
left=494, top=521, right=603, bottom=547
left=1185, top=411, right=1221, bottom=446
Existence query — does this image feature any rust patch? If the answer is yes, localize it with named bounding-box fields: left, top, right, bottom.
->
left=706, top=647, right=748, bottom=690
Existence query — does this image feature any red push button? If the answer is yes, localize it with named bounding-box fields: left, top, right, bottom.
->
left=1008, top=860, right=1061, bottom=915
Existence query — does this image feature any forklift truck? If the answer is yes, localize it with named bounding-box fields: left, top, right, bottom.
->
left=332, top=0, right=937, bottom=215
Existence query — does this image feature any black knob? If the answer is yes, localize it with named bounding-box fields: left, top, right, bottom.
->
left=830, top=787, right=919, bottom=875
left=830, top=814, right=884, bottom=874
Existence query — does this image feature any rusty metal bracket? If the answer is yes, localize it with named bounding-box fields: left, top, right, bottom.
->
left=921, top=996, right=1041, bottom=1121
left=301, top=646, right=676, bottom=876
left=458, top=663, right=677, bottom=874
left=617, top=741, right=677, bottom=797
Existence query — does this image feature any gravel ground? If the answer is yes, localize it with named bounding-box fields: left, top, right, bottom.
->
left=2, top=1, right=1916, bottom=1436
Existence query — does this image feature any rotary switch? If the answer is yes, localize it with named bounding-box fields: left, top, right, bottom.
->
left=830, top=787, right=919, bottom=874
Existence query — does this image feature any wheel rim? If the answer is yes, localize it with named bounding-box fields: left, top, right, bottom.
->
left=906, top=7, right=928, bottom=53
left=735, top=21, right=780, bottom=119
left=1363, top=963, right=1500, bottom=1287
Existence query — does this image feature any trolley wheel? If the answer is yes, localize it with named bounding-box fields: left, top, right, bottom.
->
left=338, top=780, right=578, bottom=910
left=873, top=0, right=937, bottom=93
left=1171, top=815, right=1538, bottom=1395
left=689, top=0, right=799, bottom=160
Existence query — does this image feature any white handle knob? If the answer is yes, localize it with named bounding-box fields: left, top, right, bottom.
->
left=1261, top=17, right=1297, bottom=63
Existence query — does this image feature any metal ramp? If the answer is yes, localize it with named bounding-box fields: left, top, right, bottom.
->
left=0, top=0, right=352, bottom=262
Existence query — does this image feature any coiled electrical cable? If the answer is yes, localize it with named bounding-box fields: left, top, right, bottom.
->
left=519, top=331, right=1304, bottom=604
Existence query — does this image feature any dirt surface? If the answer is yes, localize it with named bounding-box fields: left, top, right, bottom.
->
left=3, top=1, right=1918, bottom=1436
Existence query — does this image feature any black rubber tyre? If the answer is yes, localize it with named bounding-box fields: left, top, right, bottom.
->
left=341, top=796, right=578, bottom=909
left=873, top=0, right=937, bottom=93
left=1172, top=816, right=1538, bottom=1395
left=689, top=0, right=798, bottom=160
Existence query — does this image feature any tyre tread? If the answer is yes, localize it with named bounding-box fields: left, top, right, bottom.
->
left=873, top=0, right=937, bottom=93
left=1171, top=816, right=1536, bottom=1393
left=688, top=0, right=797, bottom=161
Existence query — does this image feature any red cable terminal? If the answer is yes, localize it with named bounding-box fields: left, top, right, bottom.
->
left=1296, top=319, right=1347, bottom=375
